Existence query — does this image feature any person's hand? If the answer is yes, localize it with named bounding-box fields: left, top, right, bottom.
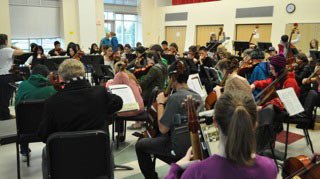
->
left=156, top=92, right=168, bottom=104
left=54, top=51, right=59, bottom=56
left=302, top=78, right=309, bottom=85
left=250, top=84, right=255, bottom=91
left=213, top=85, right=223, bottom=93
left=176, top=147, right=199, bottom=169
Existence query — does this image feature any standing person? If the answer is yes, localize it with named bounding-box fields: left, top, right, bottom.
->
left=161, top=41, right=170, bottom=54
left=48, top=41, right=66, bottom=56
left=278, top=30, right=300, bottom=56
left=100, top=32, right=111, bottom=47
left=110, top=32, right=119, bottom=52
left=166, top=91, right=277, bottom=179
left=0, top=34, right=24, bottom=120
left=24, top=46, right=46, bottom=69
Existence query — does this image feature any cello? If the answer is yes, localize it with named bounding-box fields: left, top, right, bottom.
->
left=279, top=23, right=299, bottom=65
left=283, top=154, right=320, bottom=179
left=249, top=25, right=259, bottom=45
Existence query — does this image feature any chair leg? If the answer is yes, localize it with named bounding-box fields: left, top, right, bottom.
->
left=112, top=119, right=115, bottom=142
left=27, top=153, right=30, bottom=167
left=16, top=141, right=21, bottom=179
left=304, top=129, right=314, bottom=154
left=269, top=142, right=279, bottom=172
left=284, top=123, right=290, bottom=160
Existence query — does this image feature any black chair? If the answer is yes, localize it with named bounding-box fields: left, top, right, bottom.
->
left=15, top=100, right=45, bottom=179
left=282, top=112, right=314, bottom=160
left=46, top=130, right=113, bottom=179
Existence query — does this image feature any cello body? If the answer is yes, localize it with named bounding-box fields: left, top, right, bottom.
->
left=283, top=155, right=320, bottom=179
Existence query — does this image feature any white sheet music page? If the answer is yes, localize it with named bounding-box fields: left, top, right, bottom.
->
left=187, top=74, right=207, bottom=100
left=109, top=84, right=139, bottom=112
left=276, top=87, right=304, bottom=116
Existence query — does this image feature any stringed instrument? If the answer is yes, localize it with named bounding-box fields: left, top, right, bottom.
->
left=185, top=95, right=203, bottom=160
left=279, top=23, right=299, bottom=65
left=204, top=72, right=228, bottom=110
left=133, top=64, right=153, bottom=79
left=49, top=73, right=64, bottom=91
left=249, top=25, right=259, bottom=45
left=142, top=60, right=185, bottom=138
left=283, top=154, right=320, bottom=179
left=217, top=27, right=223, bottom=42
left=255, top=69, right=288, bottom=106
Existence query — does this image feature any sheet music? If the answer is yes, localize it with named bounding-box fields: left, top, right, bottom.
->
left=187, top=74, right=207, bottom=100
left=276, top=87, right=304, bottom=116
left=109, top=84, right=139, bottom=112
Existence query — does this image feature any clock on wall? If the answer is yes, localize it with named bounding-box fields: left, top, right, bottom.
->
left=286, top=3, right=296, bottom=14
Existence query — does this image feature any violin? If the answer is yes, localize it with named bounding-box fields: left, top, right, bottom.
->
left=204, top=71, right=228, bottom=110
left=133, top=64, right=153, bottom=79
left=283, top=154, right=320, bottom=179
left=49, top=73, right=64, bottom=91
left=238, top=59, right=260, bottom=77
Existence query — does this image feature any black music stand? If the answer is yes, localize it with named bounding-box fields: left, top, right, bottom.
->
left=233, top=41, right=250, bottom=56
left=258, top=42, right=273, bottom=51
left=206, top=42, right=221, bottom=53
left=162, top=54, right=176, bottom=65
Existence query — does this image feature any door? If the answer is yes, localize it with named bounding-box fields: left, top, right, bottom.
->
left=165, top=26, right=187, bottom=55
left=236, top=24, right=272, bottom=44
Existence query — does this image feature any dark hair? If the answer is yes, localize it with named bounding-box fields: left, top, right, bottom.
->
left=146, top=51, right=161, bottom=64
left=0, top=34, right=8, bottom=45
left=31, top=64, right=50, bottom=77
left=296, top=53, right=308, bottom=63
left=30, top=43, right=38, bottom=52
left=54, top=41, right=61, bottom=46
left=218, top=57, right=239, bottom=73
left=215, top=90, right=257, bottom=166
left=170, top=43, right=179, bottom=52
left=90, top=43, right=99, bottom=54
left=150, top=44, right=164, bottom=54
left=250, top=49, right=265, bottom=60
left=118, top=44, right=124, bottom=51
left=168, top=60, right=189, bottom=83
left=67, top=43, right=77, bottom=57
left=188, top=45, right=199, bottom=59
left=136, top=46, right=146, bottom=55
left=75, top=44, right=81, bottom=51
left=33, top=45, right=44, bottom=58
left=161, top=41, right=168, bottom=45
left=281, top=35, right=289, bottom=43
left=310, top=39, right=319, bottom=49
left=199, top=46, right=207, bottom=52
left=136, top=42, right=142, bottom=47
left=124, top=44, right=131, bottom=49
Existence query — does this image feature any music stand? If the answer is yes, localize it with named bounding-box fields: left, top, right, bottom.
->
left=162, top=54, right=176, bottom=65
left=14, top=53, right=33, bottom=65
left=258, top=42, right=273, bottom=51
left=233, top=41, right=250, bottom=56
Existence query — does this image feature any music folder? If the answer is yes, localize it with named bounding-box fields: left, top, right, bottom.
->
left=108, top=84, right=139, bottom=113
left=187, top=74, right=208, bottom=101
left=276, top=87, right=304, bottom=116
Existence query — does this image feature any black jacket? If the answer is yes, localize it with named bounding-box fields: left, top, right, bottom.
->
left=38, top=79, right=123, bottom=142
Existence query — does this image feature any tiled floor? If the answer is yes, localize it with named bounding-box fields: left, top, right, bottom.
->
left=0, top=108, right=319, bottom=179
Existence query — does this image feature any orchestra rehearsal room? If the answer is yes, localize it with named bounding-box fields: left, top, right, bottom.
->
left=1, top=0, right=320, bottom=178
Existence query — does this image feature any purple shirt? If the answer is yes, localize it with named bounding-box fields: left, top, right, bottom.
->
left=166, top=154, right=277, bottom=179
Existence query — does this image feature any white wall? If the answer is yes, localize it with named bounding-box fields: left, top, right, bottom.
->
left=0, top=0, right=11, bottom=42
left=142, top=0, right=320, bottom=51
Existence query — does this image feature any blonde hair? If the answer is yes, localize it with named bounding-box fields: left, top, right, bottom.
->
left=58, top=59, right=85, bottom=81
left=225, top=77, right=251, bottom=94
left=114, top=61, right=139, bottom=84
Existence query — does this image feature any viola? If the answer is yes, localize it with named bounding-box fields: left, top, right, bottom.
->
left=133, top=64, right=153, bottom=79
left=283, top=154, right=320, bottom=179
left=49, top=73, right=64, bottom=91
left=205, top=71, right=228, bottom=110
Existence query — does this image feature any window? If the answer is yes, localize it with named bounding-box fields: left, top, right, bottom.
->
left=104, top=12, right=139, bottom=47
left=104, top=0, right=138, bottom=6
left=11, top=38, right=64, bottom=54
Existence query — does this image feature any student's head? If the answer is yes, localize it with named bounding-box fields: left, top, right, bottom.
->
left=114, top=61, right=127, bottom=74
left=30, top=43, right=38, bottom=52
left=224, top=77, right=251, bottom=94
left=168, top=60, right=189, bottom=86
left=110, top=32, right=116, bottom=37
left=118, top=44, right=124, bottom=53
left=136, top=46, right=146, bottom=57
left=68, top=45, right=77, bottom=57
left=243, top=49, right=253, bottom=61
left=0, top=34, right=8, bottom=46
left=58, top=59, right=85, bottom=82
left=90, top=43, right=99, bottom=54
left=31, top=64, right=50, bottom=77
left=266, top=47, right=277, bottom=57
left=269, top=54, right=286, bottom=76
left=310, top=39, right=319, bottom=49
left=296, top=53, right=308, bottom=64
left=161, top=41, right=168, bottom=49
left=35, top=46, right=44, bottom=55
left=54, top=41, right=61, bottom=50
left=150, top=44, right=163, bottom=56
left=146, top=51, right=160, bottom=65
left=214, top=90, right=257, bottom=166
left=75, top=44, right=81, bottom=51
left=250, top=49, right=265, bottom=60
left=217, top=57, right=239, bottom=77
left=169, top=43, right=178, bottom=53
left=199, top=46, right=208, bottom=57
left=188, top=45, right=198, bottom=59
left=281, top=35, right=289, bottom=43
left=136, top=42, right=142, bottom=48
left=210, top=33, right=217, bottom=41
left=106, top=32, right=110, bottom=38
left=124, top=44, right=131, bottom=54
left=102, top=45, right=113, bottom=57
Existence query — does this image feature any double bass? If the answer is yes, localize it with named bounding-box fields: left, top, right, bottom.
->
left=217, top=27, right=223, bottom=42
left=279, top=23, right=299, bottom=65
left=249, top=25, right=259, bottom=45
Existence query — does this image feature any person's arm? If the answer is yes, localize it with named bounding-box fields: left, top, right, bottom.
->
left=139, top=67, right=158, bottom=90
left=11, top=46, right=24, bottom=57
left=291, top=33, right=301, bottom=44
left=38, top=102, right=55, bottom=143
left=253, top=78, right=272, bottom=89
left=105, top=90, right=123, bottom=114
left=296, top=66, right=310, bottom=84
left=156, top=92, right=170, bottom=134
left=24, top=56, right=33, bottom=67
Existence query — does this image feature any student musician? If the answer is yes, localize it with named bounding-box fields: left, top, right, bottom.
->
left=67, top=44, right=79, bottom=60
left=278, top=30, right=300, bottom=56
left=266, top=47, right=277, bottom=58
left=166, top=90, right=277, bottom=179
left=185, top=45, right=199, bottom=74
left=161, top=40, right=170, bottom=54
left=136, top=60, right=203, bottom=179
left=294, top=53, right=312, bottom=104
left=30, top=43, right=38, bottom=53
left=101, top=45, right=115, bottom=72
left=169, top=43, right=179, bottom=58
left=127, top=46, right=146, bottom=70
left=209, top=31, right=226, bottom=44
left=124, top=44, right=132, bottom=55
left=138, top=51, right=167, bottom=104
left=90, top=43, right=100, bottom=55
left=0, top=34, right=24, bottom=120
left=25, top=45, right=46, bottom=69
left=198, top=46, right=218, bottom=93
left=309, top=39, right=319, bottom=51
left=48, top=41, right=66, bottom=56
left=117, top=44, right=126, bottom=60
left=150, top=44, right=168, bottom=66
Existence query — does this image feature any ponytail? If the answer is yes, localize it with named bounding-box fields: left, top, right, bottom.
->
left=226, top=105, right=256, bottom=166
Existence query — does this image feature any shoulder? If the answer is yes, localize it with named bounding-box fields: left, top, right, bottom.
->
left=254, top=155, right=277, bottom=175
left=183, top=155, right=224, bottom=176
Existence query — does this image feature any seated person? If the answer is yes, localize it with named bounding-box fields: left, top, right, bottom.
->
left=161, top=41, right=170, bottom=54
left=38, top=59, right=123, bottom=178
left=198, top=46, right=217, bottom=93
left=169, top=43, right=179, bottom=58
left=124, top=44, right=132, bottom=55
left=25, top=45, right=46, bottom=69
left=48, top=41, right=66, bottom=56
left=90, top=43, right=100, bottom=55
left=15, top=65, right=56, bottom=161
left=166, top=90, right=277, bottom=179
left=135, top=60, right=203, bottom=179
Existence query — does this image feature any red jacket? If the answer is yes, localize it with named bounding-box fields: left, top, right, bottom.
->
left=253, top=72, right=300, bottom=109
